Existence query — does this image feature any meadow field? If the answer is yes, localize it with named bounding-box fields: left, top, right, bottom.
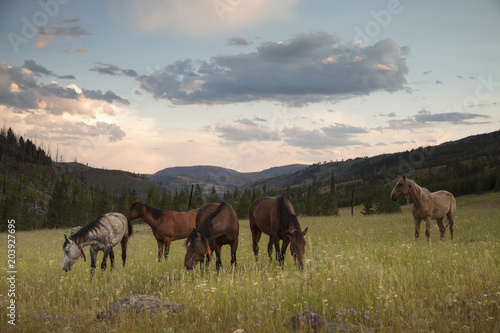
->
left=1, top=193, right=499, bottom=332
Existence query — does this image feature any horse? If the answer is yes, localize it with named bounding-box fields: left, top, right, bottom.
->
left=62, top=212, right=133, bottom=272
left=124, top=199, right=199, bottom=262
left=249, top=196, right=308, bottom=269
left=184, top=202, right=239, bottom=271
left=391, top=175, right=456, bottom=242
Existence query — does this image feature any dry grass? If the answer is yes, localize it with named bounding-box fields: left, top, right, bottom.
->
left=1, top=193, right=499, bottom=332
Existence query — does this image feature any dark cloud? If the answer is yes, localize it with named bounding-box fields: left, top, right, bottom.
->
left=136, top=34, right=409, bottom=106
left=414, top=111, right=489, bottom=124
left=0, top=62, right=130, bottom=112
left=22, top=60, right=75, bottom=79
left=387, top=110, right=490, bottom=129
left=81, top=89, right=130, bottom=104
left=90, top=62, right=138, bottom=77
left=227, top=37, right=250, bottom=46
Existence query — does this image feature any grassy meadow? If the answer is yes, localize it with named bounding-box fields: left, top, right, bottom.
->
left=1, top=193, right=499, bottom=332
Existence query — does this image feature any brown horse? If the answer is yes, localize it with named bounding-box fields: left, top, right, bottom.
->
left=124, top=199, right=199, bottom=262
left=184, top=202, right=239, bottom=271
left=249, top=196, right=308, bottom=269
left=391, top=175, right=456, bottom=242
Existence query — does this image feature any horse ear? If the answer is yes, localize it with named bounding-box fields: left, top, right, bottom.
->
left=402, top=175, right=406, bottom=180
left=302, top=227, right=308, bottom=236
left=64, top=234, right=71, bottom=243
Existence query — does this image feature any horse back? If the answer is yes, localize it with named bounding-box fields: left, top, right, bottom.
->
left=164, top=209, right=199, bottom=240
left=249, top=197, right=284, bottom=237
left=97, top=212, right=129, bottom=246
left=431, top=190, right=456, bottom=217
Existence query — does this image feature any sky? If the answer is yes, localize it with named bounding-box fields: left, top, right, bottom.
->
left=1, top=0, right=499, bottom=174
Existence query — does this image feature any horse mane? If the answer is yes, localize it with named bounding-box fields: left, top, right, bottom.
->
left=186, top=202, right=227, bottom=246
left=64, top=214, right=104, bottom=247
left=277, top=196, right=303, bottom=234
left=407, top=178, right=431, bottom=203
left=143, top=203, right=163, bottom=220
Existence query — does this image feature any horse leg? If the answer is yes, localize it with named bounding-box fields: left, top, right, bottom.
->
left=424, top=217, right=432, bottom=244
left=448, top=213, right=455, bottom=241
left=109, top=248, right=115, bottom=270
left=90, top=246, right=98, bottom=273
left=121, top=238, right=128, bottom=267
left=436, top=218, right=446, bottom=240
left=267, top=237, right=274, bottom=261
left=274, top=239, right=283, bottom=266
left=214, top=244, right=222, bottom=273
left=101, top=248, right=110, bottom=271
left=156, top=240, right=164, bottom=262
left=251, top=228, right=262, bottom=262
left=163, top=238, right=171, bottom=260
left=414, top=218, right=421, bottom=240
left=230, top=240, right=238, bottom=269
left=280, top=240, right=290, bottom=266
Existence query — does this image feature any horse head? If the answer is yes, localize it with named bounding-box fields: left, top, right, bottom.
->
left=62, top=235, right=86, bottom=272
left=124, top=199, right=141, bottom=220
left=288, top=227, right=308, bottom=269
left=391, top=175, right=411, bottom=201
left=184, top=229, right=211, bottom=270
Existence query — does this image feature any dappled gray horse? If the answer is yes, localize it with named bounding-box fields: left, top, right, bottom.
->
left=62, top=212, right=133, bottom=272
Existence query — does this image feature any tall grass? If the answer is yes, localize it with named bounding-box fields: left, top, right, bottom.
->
left=1, top=193, right=499, bottom=332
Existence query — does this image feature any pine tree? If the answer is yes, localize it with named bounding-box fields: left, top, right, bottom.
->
left=91, top=186, right=112, bottom=217
left=208, top=185, right=220, bottom=203
left=47, top=177, right=70, bottom=228
left=191, top=184, right=205, bottom=209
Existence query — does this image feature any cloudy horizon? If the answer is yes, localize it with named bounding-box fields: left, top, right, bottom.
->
left=1, top=0, right=499, bottom=173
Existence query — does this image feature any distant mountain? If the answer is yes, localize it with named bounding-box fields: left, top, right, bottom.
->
left=254, top=164, right=308, bottom=178
left=147, top=164, right=309, bottom=194
left=153, top=165, right=240, bottom=177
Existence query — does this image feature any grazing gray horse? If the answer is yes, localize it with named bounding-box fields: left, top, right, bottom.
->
left=62, top=213, right=133, bottom=272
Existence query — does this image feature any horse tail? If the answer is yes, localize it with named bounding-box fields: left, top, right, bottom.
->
left=206, top=202, right=227, bottom=224
left=443, top=216, right=449, bottom=228
left=127, top=219, right=133, bottom=237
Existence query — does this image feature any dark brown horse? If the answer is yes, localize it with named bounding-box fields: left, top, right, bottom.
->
left=391, top=175, right=456, bottom=242
left=184, top=202, right=239, bottom=271
left=124, top=199, right=199, bottom=262
left=249, top=196, right=308, bottom=269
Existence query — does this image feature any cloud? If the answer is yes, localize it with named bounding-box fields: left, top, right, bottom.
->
left=36, top=24, right=90, bottom=49
left=90, top=62, right=138, bottom=77
left=22, top=60, right=75, bottom=79
left=227, top=37, right=250, bottom=46
left=214, top=119, right=281, bottom=143
left=387, top=109, right=490, bottom=129
left=122, top=0, right=297, bottom=36
left=283, top=123, right=369, bottom=149
left=81, top=89, right=130, bottom=104
left=137, top=35, right=409, bottom=106
left=0, top=62, right=130, bottom=115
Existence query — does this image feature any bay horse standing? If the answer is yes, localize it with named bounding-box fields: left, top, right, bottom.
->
left=62, top=212, right=133, bottom=272
left=249, top=196, right=308, bottom=269
left=184, top=202, right=239, bottom=271
left=124, top=200, right=199, bottom=262
left=391, top=175, right=456, bottom=242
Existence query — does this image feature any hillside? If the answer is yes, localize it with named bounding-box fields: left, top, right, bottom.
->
left=55, top=162, right=163, bottom=199
left=147, top=164, right=307, bottom=194
left=244, top=130, right=500, bottom=207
